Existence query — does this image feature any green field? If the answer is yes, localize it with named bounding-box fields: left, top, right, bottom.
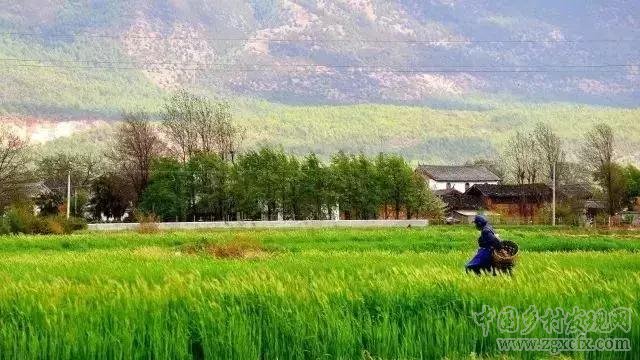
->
left=0, top=226, right=638, bottom=359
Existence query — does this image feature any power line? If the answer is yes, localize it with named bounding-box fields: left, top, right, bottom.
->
left=2, top=32, right=638, bottom=44
left=0, top=63, right=637, bottom=74
left=0, top=58, right=637, bottom=69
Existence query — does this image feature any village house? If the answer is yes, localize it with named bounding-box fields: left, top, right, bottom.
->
left=430, top=188, right=497, bottom=223
left=24, top=182, right=52, bottom=215
left=416, top=165, right=501, bottom=193
left=556, top=184, right=606, bottom=221
left=465, top=183, right=552, bottom=219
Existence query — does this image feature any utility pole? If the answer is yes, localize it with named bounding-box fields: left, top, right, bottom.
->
left=66, top=170, right=71, bottom=220
left=552, top=162, right=556, bottom=226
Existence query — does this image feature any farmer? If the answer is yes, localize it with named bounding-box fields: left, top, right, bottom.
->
left=465, top=215, right=501, bottom=275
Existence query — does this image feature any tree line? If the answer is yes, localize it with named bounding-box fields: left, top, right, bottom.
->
left=1, top=90, right=639, bottom=226
left=495, top=122, right=639, bottom=216
left=0, top=91, right=443, bottom=224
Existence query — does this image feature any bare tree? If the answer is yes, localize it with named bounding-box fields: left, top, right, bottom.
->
left=36, top=152, right=101, bottom=216
left=582, top=123, right=618, bottom=215
left=38, top=153, right=101, bottom=191
left=111, top=111, right=164, bottom=205
left=162, top=91, right=201, bottom=162
left=504, top=131, right=540, bottom=184
left=533, top=122, right=564, bottom=183
left=161, top=90, right=244, bottom=162
left=0, top=128, right=32, bottom=209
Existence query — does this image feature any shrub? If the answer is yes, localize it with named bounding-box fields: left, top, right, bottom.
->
left=0, top=219, right=10, bottom=235
left=65, top=217, right=88, bottom=232
left=135, top=212, right=160, bottom=234
left=4, top=203, right=40, bottom=234
left=1, top=203, right=87, bottom=235
left=45, top=218, right=66, bottom=235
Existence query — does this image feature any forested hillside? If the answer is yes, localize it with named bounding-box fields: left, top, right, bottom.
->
left=37, top=102, right=640, bottom=164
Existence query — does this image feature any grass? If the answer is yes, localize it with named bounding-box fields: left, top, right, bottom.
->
left=0, top=226, right=638, bottom=359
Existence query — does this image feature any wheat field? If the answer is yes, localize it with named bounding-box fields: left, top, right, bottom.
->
left=0, top=227, right=637, bottom=359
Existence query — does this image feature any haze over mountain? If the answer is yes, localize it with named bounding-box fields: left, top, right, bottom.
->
left=1, top=1, right=639, bottom=162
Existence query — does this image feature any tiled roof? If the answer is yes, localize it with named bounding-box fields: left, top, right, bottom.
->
left=433, top=188, right=462, bottom=196
left=557, top=184, right=593, bottom=200
left=417, top=165, right=501, bottom=182
left=438, top=192, right=485, bottom=211
left=466, top=183, right=552, bottom=200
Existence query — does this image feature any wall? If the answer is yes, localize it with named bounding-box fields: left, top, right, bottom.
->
left=88, top=219, right=428, bottom=231
left=484, top=199, right=546, bottom=220
left=428, top=179, right=499, bottom=193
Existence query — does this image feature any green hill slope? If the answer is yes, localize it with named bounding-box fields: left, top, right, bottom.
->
left=38, top=101, right=640, bottom=164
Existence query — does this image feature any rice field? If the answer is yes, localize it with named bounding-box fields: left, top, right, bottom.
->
left=0, top=226, right=638, bottom=359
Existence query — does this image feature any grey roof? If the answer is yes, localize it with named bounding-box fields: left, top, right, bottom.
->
left=417, top=165, right=501, bottom=182
left=433, top=188, right=462, bottom=196
left=584, top=200, right=607, bottom=210
left=557, top=184, right=593, bottom=200
left=466, top=183, right=552, bottom=200
left=24, top=182, right=52, bottom=197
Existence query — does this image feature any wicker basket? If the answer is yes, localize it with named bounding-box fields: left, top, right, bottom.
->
left=492, top=240, right=518, bottom=268
left=492, top=249, right=517, bottom=267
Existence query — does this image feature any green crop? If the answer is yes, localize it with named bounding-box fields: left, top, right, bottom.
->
left=0, top=226, right=638, bottom=359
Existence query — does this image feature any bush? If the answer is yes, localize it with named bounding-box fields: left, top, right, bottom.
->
left=0, top=203, right=87, bottom=235
left=135, top=212, right=160, bottom=234
left=45, top=218, right=66, bottom=235
left=65, top=217, right=88, bottom=232
left=0, top=219, right=10, bottom=235
left=183, top=235, right=266, bottom=259
left=4, top=204, right=41, bottom=234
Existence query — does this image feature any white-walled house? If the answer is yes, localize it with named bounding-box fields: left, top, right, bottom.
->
left=416, top=165, right=501, bottom=193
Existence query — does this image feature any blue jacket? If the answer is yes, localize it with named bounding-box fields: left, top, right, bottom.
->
left=478, top=225, right=501, bottom=250
left=467, top=216, right=501, bottom=269
left=473, top=215, right=501, bottom=250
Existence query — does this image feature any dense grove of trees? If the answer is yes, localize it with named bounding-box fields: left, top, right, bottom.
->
left=135, top=150, right=442, bottom=222
left=1, top=90, right=639, bottom=227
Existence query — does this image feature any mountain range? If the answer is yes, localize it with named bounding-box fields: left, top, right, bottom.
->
left=0, top=1, right=638, bottom=162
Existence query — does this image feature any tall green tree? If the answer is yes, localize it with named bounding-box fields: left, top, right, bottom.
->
left=233, top=148, right=291, bottom=220
left=626, top=165, right=640, bottom=200
left=405, top=173, right=445, bottom=219
left=140, top=158, right=190, bottom=221
left=190, top=154, right=232, bottom=221
left=300, top=153, right=335, bottom=220
left=582, top=124, right=619, bottom=215
left=90, top=173, right=131, bottom=221
left=606, top=164, right=630, bottom=214
left=282, top=155, right=304, bottom=220
left=331, top=152, right=380, bottom=220
left=376, top=153, right=413, bottom=219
